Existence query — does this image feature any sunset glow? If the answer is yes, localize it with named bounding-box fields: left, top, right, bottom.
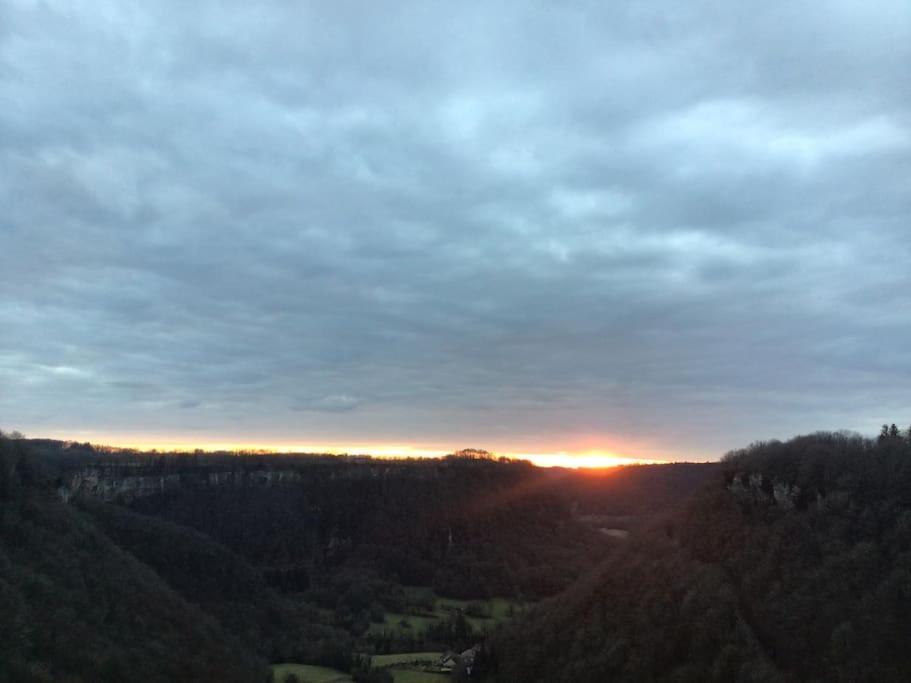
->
left=42, top=432, right=665, bottom=469
left=513, top=451, right=664, bottom=468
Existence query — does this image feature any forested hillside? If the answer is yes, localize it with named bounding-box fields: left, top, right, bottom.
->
left=0, top=436, right=270, bottom=683
left=1, top=433, right=717, bottom=681
left=488, top=431, right=911, bottom=682
left=125, top=456, right=605, bottom=600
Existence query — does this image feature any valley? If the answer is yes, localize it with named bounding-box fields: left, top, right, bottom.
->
left=0, top=435, right=714, bottom=682
left=5, top=430, right=911, bottom=681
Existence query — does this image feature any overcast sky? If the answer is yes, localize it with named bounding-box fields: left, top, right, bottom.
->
left=1, top=1, right=909, bottom=462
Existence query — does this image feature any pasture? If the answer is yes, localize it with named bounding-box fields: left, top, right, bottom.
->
left=367, top=588, right=524, bottom=638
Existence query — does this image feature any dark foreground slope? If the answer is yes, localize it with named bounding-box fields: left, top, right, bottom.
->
left=78, top=498, right=353, bottom=668
left=0, top=435, right=353, bottom=683
left=489, top=432, right=911, bottom=683
left=0, top=446, right=268, bottom=682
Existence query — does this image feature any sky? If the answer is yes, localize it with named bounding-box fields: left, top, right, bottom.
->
left=1, top=1, right=910, bottom=465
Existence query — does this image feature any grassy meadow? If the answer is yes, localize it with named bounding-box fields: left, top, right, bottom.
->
left=367, top=589, right=524, bottom=638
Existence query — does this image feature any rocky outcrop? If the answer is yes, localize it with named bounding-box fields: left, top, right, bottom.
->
left=55, top=455, right=479, bottom=504
left=728, top=472, right=804, bottom=511
left=61, top=468, right=181, bottom=503
left=58, top=466, right=306, bottom=503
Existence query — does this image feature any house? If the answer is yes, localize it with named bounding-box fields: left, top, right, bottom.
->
left=437, top=645, right=481, bottom=676
left=438, top=651, right=460, bottom=672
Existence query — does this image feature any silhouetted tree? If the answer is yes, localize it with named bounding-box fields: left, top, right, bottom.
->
left=880, top=424, right=890, bottom=443
left=0, top=440, right=10, bottom=502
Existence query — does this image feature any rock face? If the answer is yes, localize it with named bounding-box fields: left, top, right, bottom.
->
left=58, top=466, right=305, bottom=503
left=54, top=455, right=482, bottom=504
left=728, top=472, right=802, bottom=510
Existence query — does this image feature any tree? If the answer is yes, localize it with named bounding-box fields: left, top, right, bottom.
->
left=879, top=425, right=890, bottom=443
left=0, top=438, right=10, bottom=501
left=890, top=424, right=900, bottom=439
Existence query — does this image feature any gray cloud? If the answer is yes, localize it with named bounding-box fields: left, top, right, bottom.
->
left=1, top=0, right=910, bottom=459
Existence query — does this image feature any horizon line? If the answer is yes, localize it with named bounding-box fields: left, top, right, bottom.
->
left=21, top=433, right=677, bottom=469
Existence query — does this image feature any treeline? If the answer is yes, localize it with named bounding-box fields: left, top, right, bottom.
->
left=23, top=439, right=528, bottom=478
left=878, top=422, right=911, bottom=443
left=22, top=438, right=376, bottom=478
left=486, top=431, right=911, bottom=682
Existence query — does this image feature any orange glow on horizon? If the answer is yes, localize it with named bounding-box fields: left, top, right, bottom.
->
left=43, top=433, right=668, bottom=469
left=513, top=451, right=664, bottom=468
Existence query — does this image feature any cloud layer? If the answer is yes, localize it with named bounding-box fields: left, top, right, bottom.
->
left=2, top=1, right=910, bottom=460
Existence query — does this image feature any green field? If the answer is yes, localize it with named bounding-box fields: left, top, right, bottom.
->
left=431, top=595, right=521, bottom=621
left=273, top=653, right=450, bottom=683
left=389, top=670, right=451, bottom=683
left=271, top=663, right=352, bottom=683
left=372, top=652, right=443, bottom=668
left=367, top=589, right=524, bottom=637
